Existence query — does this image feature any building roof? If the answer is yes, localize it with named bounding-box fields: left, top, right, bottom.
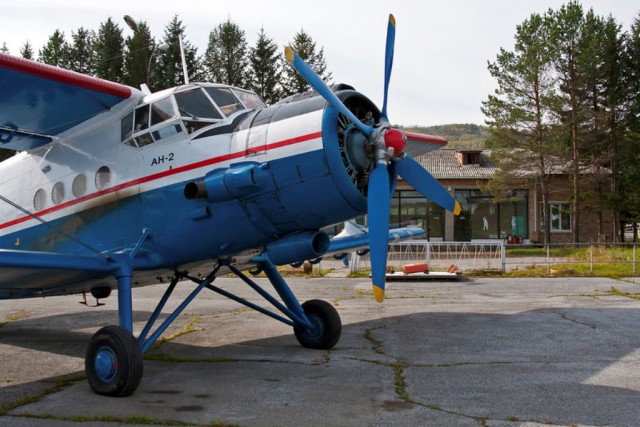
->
left=415, top=149, right=498, bottom=180
left=414, top=148, right=605, bottom=180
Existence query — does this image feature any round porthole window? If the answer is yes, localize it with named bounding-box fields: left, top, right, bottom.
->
left=52, top=181, right=65, bottom=205
left=33, top=189, right=46, bottom=211
left=95, top=166, right=111, bottom=190
left=72, top=174, right=87, bottom=198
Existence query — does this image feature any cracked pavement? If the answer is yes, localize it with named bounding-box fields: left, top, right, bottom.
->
left=1, top=276, right=640, bottom=426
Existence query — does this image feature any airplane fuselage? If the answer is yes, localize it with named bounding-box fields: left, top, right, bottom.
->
left=0, top=83, right=377, bottom=291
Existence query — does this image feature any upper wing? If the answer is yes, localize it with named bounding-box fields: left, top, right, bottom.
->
left=0, top=53, right=136, bottom=151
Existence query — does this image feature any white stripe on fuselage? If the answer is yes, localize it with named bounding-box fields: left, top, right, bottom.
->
left=0, top=108, right=324, bottom=236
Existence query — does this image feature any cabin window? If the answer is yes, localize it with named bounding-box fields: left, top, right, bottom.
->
left=72, top=174, right=87, bottom=198
left=33, top=189, right=46, bottom=211
left=52, top=182, right=65, bottom=205
left=205, top=87, right=244, bottom=116
left=95, top=166, right=111, bottom=190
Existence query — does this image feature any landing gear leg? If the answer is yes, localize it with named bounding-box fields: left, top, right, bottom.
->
left=223, top=256, right=342, bottom=350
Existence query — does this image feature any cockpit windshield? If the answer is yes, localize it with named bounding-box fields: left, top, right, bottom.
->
left=203, top=87, right=243, bottom=116
left=175, top=89, right=223, bottom=120
left=121, top=84, right=267, bottom=146
left=232, top=88, right=267, bottom=110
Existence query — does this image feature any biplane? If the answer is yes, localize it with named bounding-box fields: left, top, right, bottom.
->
left=0, top=15, right=459, bottom=396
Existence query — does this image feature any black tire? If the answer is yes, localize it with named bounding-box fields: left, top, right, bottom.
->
left=294, top=299, right=342, bottom=349
left=85, top=325, right=143, bottom=397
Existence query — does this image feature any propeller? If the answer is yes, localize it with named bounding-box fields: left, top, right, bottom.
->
left=285, top=14, right=460, bottom=302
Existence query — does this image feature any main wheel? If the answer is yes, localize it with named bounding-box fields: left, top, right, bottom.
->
left=294, top=299, right=342, bottom=349
left=85, top=325, right=143, bottom=397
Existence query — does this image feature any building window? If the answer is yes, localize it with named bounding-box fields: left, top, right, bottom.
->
left=549, top=203, right=571, bottom=232
left=454, top=189, right=528, bottom=240
left=390, top=191, right=444, bottom=239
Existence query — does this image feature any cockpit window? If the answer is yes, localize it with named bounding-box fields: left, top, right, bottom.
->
left=134, top=105, right=150, bottom=132
left=151, top=97, right=176, bottom=125
left=175, top=89, right=223, bottom=120
left=121, top=112, right=134, bottom=142
left=204, top=87, right=244, bottom=116
left=232, top=88, right=267, bottom=110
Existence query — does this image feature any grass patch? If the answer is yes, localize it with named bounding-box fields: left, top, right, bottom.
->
left=469, top=261, right=639, bottom=279
left=608, top=287, right=640, bottom=300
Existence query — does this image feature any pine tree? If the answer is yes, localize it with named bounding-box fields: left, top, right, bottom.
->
left=38, top=30, right=70, bottom=67
left=0, top=43, right=8, bottom=54
left=578, top=12, right=625, bottom=240
left=482, top=13, right=558, bottom=243
left=619, top=14, right=640, bottom=239
left=282, top=29, right=331, bottom=96
left=547, top=2, right=590, bottom=243
left=20, top=42, right=34, bottom=60
left=248, top=28, right=283, bottom=104
left=204, top=19, right=248, bottom=87
left=155, top=15, right=200, bottom=90
left=93, top=18, right=124, bottom=82
left=69, top=27, right=95, bottom=75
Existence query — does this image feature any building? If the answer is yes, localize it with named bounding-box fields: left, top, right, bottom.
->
left=392, top=148, right=614, bottom=243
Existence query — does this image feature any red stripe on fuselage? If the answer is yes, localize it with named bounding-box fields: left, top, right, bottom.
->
left=0, top=131, right=323, bottom=231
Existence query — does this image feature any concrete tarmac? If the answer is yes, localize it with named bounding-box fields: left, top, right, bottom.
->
left=1, top=275, right=640, bottom=426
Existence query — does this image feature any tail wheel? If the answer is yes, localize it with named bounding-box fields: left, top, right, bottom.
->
left=294, top=299, right=342, bottom=349
left=85, top=325, right=143, bottom=397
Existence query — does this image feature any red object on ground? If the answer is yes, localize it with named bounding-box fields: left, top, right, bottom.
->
left=402, top=263, right=429, bottom=274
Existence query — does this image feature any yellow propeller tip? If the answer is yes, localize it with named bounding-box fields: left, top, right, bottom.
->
left=284, top=46, right=294, bottom=63
left=373, top=286, right=385, bottom=303
left=454, top=201, right=461, bottom=216
left=389, top=14, right=396, bottom=27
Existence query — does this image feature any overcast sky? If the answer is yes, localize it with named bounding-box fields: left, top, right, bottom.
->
left=2, top=0, right=638, bottom=126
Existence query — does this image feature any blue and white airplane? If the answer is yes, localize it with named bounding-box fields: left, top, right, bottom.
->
left=0, top=15, right=460, bottom=396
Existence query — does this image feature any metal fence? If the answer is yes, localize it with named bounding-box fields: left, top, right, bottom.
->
left=348, top=241, right=640, bottom=275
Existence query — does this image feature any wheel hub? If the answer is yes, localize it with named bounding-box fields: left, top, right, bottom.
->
left=94, top=346, right=118, bottom=381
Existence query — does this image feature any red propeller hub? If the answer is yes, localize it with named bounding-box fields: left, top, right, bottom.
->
left=384, top=129, right=406, bottom=154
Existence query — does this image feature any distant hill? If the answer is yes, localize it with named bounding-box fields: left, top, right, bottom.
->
left=406, top=123, right=490, bottom=149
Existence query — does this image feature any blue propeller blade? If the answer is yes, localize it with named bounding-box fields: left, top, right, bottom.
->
left=381, top=14, right=396, bottom=122
left=395, top=155, right=461, bottom=214
left=285, top=47, right=373, bottom=137
left=367, top=162, right=391, bottom=302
